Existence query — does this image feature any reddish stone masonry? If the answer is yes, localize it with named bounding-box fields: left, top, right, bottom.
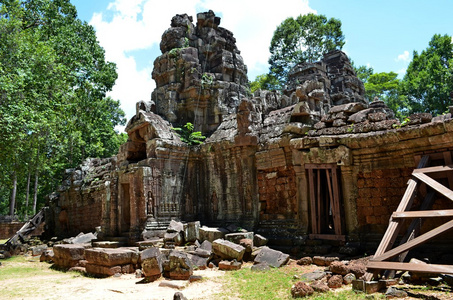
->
left=356, top=168, right=413, bottom=227
left=258, top=166, right=297, bottom=221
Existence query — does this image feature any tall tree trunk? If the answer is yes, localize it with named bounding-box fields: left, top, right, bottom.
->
left=9, top=171, right=17, bottom=216
left=32, top=169, right=38, bottom=215
left=25, top=172, right=31, bottom=219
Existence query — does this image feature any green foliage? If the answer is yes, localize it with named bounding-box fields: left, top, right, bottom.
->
left=0, top=0, right=125, bottom=216
left=269, top=13, right=345, bottom=87
left=401, top=34, right=453, bottom=116
left=352, top=62, right=374, bottom=83
left=172, top=122, right=206, bottom=145
left=249, top=73, right=280, bottom=93
left=365, top=72, right=410, bottom=120
left=201, top=73, right=214, bottom=88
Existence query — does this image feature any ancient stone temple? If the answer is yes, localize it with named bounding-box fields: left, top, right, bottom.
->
left=47, top=11, right=453, bottom=255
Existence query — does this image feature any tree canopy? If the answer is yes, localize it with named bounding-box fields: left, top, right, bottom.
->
left=268, top=13, right=345, bottom=88
left=401, top=34, right=453, bottom=115
left=0, top=0, right=127, bottom=217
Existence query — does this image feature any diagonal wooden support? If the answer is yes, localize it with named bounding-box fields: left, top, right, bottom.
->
left=364, top=155, right=430, bottom=281
left=371, top=219, right=453, bottom=262
left=412, top=172, right=453, bottom=201
left=367, top=261, right=453, bottom=274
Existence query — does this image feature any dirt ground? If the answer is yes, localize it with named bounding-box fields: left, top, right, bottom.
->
left=1, top=256, right=225, bottom=300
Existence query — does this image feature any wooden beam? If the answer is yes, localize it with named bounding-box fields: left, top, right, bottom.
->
left=372, top=219, right=453, bottom=262
left=412, top=172, right=453, bottom=201
left=413, top=165, right=453, bottom=174
left=364, top=155, right=430, bottom=281
left=308, top=168, right=318, bottom=235
left=367, top=261, right=453, bottom=275
left=331, top=167, right=342, bottom=235
left=392, top=209, right=453, bottom=219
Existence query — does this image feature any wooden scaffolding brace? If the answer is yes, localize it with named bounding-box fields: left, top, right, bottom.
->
left=366, top=152, right=453, bottom=280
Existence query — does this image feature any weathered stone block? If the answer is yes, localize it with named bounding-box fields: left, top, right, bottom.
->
left=225, top=232, right=253, bottom=244
left=183, top=221, right=200, bottom=242
left=253, top=246, right=289, bottom=268
left=253, top=234, right=268, bottom=247
left=163, top=250, right=193, bottom=280
left=53, top=244, right=86, bottom=268
left=212, top=239, right=245, bottom=261
left=199, top=227, right=228, bottom=242
left=84, top=248, right=135, bottom=267
left=85, top=263, right=122, bottom=277
left=141, top=247, right=163, bottom=280
left=219, top=260, right=242, bottom=271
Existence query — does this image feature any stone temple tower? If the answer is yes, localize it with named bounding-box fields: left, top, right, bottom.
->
left=151, top=10, right=249, bottom=134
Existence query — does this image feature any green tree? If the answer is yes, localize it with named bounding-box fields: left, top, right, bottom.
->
left=352, top=63, right=374, bottom=84
left=365, top=72, right=409, bottom=120
left=402, top=34, right=453, bottom=115
left=249, top=74, right=280, bottom=93
left=0, top=0, right=126, bottom=216
left=268, top=13, right=345, bottom=87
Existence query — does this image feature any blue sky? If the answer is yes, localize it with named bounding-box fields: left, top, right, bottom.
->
left=70, top=0, right=453, bottom=123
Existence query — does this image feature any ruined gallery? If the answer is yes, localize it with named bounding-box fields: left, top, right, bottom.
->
left=45, top=11, right=453, bottom=257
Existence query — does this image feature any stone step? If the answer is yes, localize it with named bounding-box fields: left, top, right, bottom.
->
left=92, top=241, right=121, bottom=248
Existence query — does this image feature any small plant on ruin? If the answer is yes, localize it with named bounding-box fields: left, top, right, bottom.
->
left=172, top=122, right=206, bottom=145
left=201, top=73, right=214, bottom=88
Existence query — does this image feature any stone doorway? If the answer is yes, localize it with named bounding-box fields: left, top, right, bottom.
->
left=305, top=164, right=345, bottom=241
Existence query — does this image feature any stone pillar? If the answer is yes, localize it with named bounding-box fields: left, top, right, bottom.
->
left=294, top=165, right=309, bottom=234
left=340, top=165, right=359, bottom=238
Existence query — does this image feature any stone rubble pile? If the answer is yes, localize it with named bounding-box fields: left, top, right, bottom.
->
left=44, top=220, right=293, bottom=282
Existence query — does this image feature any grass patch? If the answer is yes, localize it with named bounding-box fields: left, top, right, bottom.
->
left=215, top=265, right=385, bottom=300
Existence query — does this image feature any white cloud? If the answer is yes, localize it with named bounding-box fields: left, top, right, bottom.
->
left=396, top=50, right=410, bottom=62
left=89, top=0, right=315, bottom=123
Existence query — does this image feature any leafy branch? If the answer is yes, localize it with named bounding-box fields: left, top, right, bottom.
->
left=172, top=122, right=206, bottom=145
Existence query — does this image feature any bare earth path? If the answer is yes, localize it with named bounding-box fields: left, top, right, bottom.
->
left=0, top=256, right=225, bottom=300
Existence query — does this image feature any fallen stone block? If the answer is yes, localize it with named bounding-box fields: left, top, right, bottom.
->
left=168, top=220, right=184, bottom=233
left=183, top=221, right=200, bottom=243
left=385, top=286, right=408, bottom=298
left=327, top=275, right=343, bottom=289
left=141, top=247, right=163, bottom=280
left=173, top=291, right=188, bottom=300
left=212, top=239, right=245, bottom=261
left=253, top=246, right=289, bottom=268
left=313, top=256, right=338, bottom=266
left=85, top=263, right=122, bottom=277
left=164, top=232, right=184, bottom=246
left=343, top=273, right=356, bottom=285
left=251, top=262, right=270, bottom=272
left=163, top=250, right=193, bottom=280
left=225, top=232, right=253, bottom=244
left=40, top=249, right=54, bottom=262
left=329, top=261, right=349, bottom=275
left=291, top=281, right=314, bottom=298
left=297, top=257, right=313, bottom=265
left=199, top=227, right=228, bottom=242
left=31, top=244, right=48, bottom=256
left=310, top=281, right=330, bottom=293
left=84, top=248, right=136, bottom=267
left=187, top=253, right=208, bottom=270
left=253, top=234, right=268, bottom=247
left=53, top=244, right=86, bottom=268
left=219, top=260, right=242, bottom=271
left=72, top=232, right=97, bottom=244
left=300, top=270, right=326, bottom=282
